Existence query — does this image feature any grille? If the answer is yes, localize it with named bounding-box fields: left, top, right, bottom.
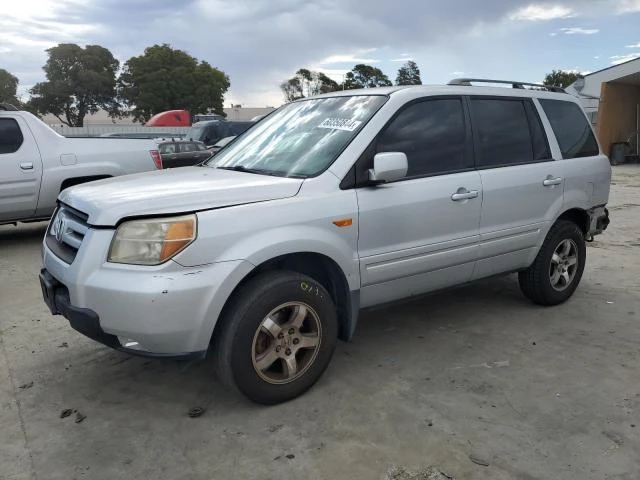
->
left=46, top=205, right=89, bottom=264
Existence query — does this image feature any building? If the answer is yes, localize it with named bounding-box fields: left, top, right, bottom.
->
left=567, top=57, right=640, bottom=160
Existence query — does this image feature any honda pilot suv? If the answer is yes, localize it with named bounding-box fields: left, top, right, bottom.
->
left=40, top=79, right=611, bottom=404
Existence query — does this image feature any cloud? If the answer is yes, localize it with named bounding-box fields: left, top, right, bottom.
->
left=560, top=27, right=599, bottom=34
left=320, top=54, right=379, bottom=65
left=626, top=42, right=640, bottom=48
left=391, top=57, right=414, bottom=62
left=509, top=4, right=575, bottom=21
left=0, top=0, right=636, bottom=106
left=450, top=71, right=466, bottom=76
left=617, top=0, right=640, bottom=12
left=610, top=53, right=640, bottom=65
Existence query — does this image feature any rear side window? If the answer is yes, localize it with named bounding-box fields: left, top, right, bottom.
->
left=179, top=142, right=196, bottom=152
left=0, top=118, right=24, bottom=154
left=376, top=98, right=469, bottom=177
left=470, top=98, right=536, bottom=168
left=159, top=143, right=176, bottom=154
left=539, top=99, right=599, bottom=158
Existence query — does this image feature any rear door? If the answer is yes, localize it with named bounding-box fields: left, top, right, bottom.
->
left=355, top=96, right=482, bottom=307
left=468, top=96, right=564, bottom=279
left=0, top=116, right=43, bottom=222
left=538, top=99, right=610, bottom=209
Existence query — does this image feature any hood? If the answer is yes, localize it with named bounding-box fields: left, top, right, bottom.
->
left=59, top=167, right=304, bottom=226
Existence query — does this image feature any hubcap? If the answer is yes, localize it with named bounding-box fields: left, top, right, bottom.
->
left=251, top=302, right=322, bottom=384
left=549, top=239, right=578, bottom=291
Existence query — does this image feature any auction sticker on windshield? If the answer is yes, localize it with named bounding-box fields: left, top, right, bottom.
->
left=318, top=118, right=362, bottom=131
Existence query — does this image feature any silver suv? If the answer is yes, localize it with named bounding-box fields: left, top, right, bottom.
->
left=40, top=80, right=611, bottom=404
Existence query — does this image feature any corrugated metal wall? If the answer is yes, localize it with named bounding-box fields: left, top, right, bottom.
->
left=50, top=125, right=191, bottom=137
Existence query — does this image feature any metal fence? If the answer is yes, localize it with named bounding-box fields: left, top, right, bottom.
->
left=50, top=125, right=192, bottom=138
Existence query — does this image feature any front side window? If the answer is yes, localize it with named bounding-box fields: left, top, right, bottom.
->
left=0, top=118, right=24, bottom=154
left=376, top=98, right=469, bottom=177
left=539, top=99, right=599, bottom=159
left=207, top=95, right=387, bottom=178
left=470, top=98, right=534, bottom=168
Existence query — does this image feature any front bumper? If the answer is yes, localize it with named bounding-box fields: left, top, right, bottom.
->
left=40, top=269, right=206, bottom=359
left=41, top=227, right=254, bottom=357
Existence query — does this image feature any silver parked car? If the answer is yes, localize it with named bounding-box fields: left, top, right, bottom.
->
left=40, top=79, right=611, bottom=404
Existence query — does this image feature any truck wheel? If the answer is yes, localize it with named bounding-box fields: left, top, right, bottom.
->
left=518, top=220, right=586, bottom=306
left=214, top=271, right=338, bottom=404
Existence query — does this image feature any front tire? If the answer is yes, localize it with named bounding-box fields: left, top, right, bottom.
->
left=518, top=220, right=586, bottom=306
left=214, top=271, right=338, bottom=404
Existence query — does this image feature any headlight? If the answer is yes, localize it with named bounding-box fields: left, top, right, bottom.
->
left=108, top=214, right=197, bottom=265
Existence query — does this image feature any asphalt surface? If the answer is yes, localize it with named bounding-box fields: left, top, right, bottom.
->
left=1, top=166, right=639, bottom=480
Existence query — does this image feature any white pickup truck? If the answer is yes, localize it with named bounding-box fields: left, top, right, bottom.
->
left=0, top=104, right=162, bottom=224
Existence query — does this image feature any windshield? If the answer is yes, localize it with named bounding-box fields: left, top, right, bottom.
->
left=184, top=126, right=206, bottom=142
left=205, top=95, right=387, bottom=177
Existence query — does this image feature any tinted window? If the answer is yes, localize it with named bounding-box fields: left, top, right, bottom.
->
left=540, top=99, right=599, bottom=158
left=524, top=101, right=551, bottom=161
left=229, top=122, right=254, bottom=136
left=0, top=118, right=24, bottom=154
left=376, top=98, right=468, bottom=177
left=471, top=99, right=534, bottom=167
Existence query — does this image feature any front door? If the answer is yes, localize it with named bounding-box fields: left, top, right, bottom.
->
left=354, top=97, right=482, bottom=307
left=466, top=96, right=564, bottom=279
left=0, top=116, right=43, bottom=222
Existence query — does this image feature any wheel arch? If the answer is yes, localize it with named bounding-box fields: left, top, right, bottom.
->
left=213, top=252, right=358, bottom=344
left=555, top=208, right=589, bottom=234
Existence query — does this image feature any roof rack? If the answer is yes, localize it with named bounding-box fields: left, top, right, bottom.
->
left=0, top=103, right=20, bottom=111
left=447, top=78, right=566, bottom=93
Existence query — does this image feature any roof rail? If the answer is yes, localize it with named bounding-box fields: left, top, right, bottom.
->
left=0, top=103, right=20, bottom=111
left=447, top=78, right=566, bottom=93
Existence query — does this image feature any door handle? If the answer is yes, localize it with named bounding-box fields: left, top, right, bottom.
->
left=543, top=176, right=563, bottom=187
left=19, top=162, right=34, bottom=170
left=451, top=189, right=479, bottom=201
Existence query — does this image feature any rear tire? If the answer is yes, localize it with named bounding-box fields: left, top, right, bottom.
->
left=518, top=220, right=586, bottom=306
left=214, top=271, right=338, bottom=404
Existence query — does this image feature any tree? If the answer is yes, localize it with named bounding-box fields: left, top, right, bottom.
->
left=543, top=70, right=581, bottom=88
left=118, top=44, right=230, bottom=123
left=27, top=44, right=119, bottom=126
left=280, top=77, right=303, bottom=102
left=0, top=69, right=19, bottom=104
left=343, top=64, right=392, bottom=89
left=280, top=69, right=339, bottom=102
left=395, top=61, right=422, bottom=86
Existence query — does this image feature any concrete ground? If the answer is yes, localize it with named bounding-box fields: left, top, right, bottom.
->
left=1, top=166, right=639, bottom=480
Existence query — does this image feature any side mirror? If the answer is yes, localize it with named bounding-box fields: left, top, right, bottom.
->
left=368, top=152, right=408, bottom=184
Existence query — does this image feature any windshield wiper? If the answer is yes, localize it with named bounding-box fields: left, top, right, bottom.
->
left=216, top=165, right=279, bottom=176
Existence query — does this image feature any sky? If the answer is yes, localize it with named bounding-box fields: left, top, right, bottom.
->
left=1, top=0, right=640, bottom=108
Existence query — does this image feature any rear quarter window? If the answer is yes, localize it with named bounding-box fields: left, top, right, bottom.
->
left=539, top=99, right=599, bottom=159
